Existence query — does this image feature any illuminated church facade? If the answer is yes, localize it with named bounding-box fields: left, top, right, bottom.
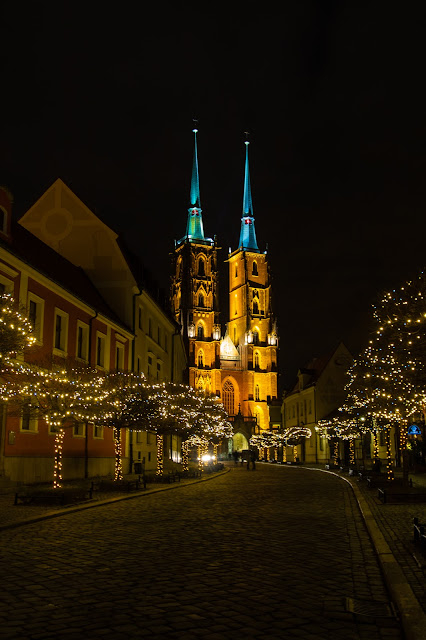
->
left=171, top=129, right=279, bottom=450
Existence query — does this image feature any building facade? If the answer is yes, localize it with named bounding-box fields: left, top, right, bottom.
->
left=282, top=342, right=353, bottom=464
left=0, top=187, right=134, bottom=483
left=171, top=132, right=279, bottom=452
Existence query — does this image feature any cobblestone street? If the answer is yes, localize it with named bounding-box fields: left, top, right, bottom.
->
left=0, top=465, right=402, bottom=639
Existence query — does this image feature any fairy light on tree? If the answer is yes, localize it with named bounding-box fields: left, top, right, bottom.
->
left=0, top=293, right=36, bottom=361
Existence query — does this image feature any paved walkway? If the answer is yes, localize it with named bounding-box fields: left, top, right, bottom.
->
left=0, top=464, right=409, bottom=639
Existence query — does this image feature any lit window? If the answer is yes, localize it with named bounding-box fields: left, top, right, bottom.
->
left=197, top=324, right=204, bottom=339
left=255, top=384, right=260, bottom=401
left=198, top=350, right=204, bottom=367
left=222, top=380, right=235, bottom=416
left=254, top=351, right=260, bottom=368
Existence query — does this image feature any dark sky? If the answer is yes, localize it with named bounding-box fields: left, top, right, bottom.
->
left=2, top=1, right=426, bottom=389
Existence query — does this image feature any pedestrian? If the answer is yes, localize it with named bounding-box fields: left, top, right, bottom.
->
left=250, top=450, right=256, bottom=471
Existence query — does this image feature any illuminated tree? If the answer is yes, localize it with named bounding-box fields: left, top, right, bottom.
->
left=93, top=371, right=149, bottom=481
left=0, top=293, right=35, bottom=360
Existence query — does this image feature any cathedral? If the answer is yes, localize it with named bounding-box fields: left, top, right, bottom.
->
left=171, top=128, right=279, bottom=451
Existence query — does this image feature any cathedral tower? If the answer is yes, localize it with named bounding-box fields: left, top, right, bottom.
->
left=171, top=126, right=222, bottom=393
left=220, top=138, right=278, bottom=443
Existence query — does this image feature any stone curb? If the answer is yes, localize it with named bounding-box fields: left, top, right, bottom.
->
left=297, top=465, right=426, bottom=640
left=0, top=468, right=230, bottom=532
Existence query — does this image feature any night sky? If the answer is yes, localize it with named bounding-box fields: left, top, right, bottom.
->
left=2, top=2, right=426, bottom=389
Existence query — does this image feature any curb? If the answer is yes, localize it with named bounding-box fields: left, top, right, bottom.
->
left=295, top=465, right=426, bottom=640
left=0, top=468, right=230, bottom=532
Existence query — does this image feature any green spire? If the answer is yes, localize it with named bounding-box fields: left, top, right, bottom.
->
left=186, top=125, right=205, bottom=240
left=238, top=137, right=259, bottom=252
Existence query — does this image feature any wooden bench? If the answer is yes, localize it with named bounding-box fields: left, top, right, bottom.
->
left=14, top=487, right=89, bottom=506
left=92, top=478, right=145, bottom=494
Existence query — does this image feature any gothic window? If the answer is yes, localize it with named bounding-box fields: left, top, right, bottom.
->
left=198, top=258, right=205, bottom=276
left=253, top=300, right=259, bottom=315
left=255, top=384, right=260, bottom=401
left=235, top=266, right=238, bottom=278
left=254, top=351, right=260, bottom=368
left=252, top=261, right=258, bottom=276
left=222, top=380, right=235, bottom=416
left=198, top=293, right=204, bottom=308
left=198, top=350, right=204, bottom=368
left=197, top=323, right=204, bottom=339
left=253, top=330, right=259, bottom=345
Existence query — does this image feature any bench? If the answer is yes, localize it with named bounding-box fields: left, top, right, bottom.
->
left=14, top=487, right=89, bottom=506
left=92, top=478, right=145, bottom=494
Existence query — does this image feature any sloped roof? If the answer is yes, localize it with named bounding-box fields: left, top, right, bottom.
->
left=288, top=348, right=338, bottom=393
left=1, top=221, right=131, bottom=332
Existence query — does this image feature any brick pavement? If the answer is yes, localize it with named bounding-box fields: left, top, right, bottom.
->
left=0, top=465, right=403, bottom=639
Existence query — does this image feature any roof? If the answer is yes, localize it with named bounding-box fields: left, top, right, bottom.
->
left=1, top=221, right=131, bottom=333
left=288, top=346, right=343, bottom=394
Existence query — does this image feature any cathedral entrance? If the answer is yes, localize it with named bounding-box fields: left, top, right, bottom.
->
left=232, top=432, right=249, bottom=452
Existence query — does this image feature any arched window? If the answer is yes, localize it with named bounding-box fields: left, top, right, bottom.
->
left=252, top=261, right=258, bottom=276
left=198, top=293, right=204, bottom=308
left=255, top=384, right=260, bottom=401
left=254, top=351, right=260, bottom=368
left=198, top=350, right=204, bottom=368
left=198, top=258, right=205, bottom=276
left=222, top=380, right=235, bottom=416
left=253, top=300, right=259, bottom=315
left=235, top=266, right=238, bottom=278
left=253, top=330, right=259, bottom=345
left=197, top=324, right=204, bottom=339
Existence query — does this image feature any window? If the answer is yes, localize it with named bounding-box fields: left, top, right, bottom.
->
left=156, top=362, right=161, bottom=380
left=252, top=261, right=258, bottom=276
left=93, top=425, right=104, bottom=439
left=136, top=431, right=143, bottom=444
left=254, top=351, right=260, bottom=368
left=76, top=322, right=89, bottom=361
left=222, top=380, right=235, bottom=416
left=198, top=293, right=204, bottom=308
left=198, top=258, right=205, bottom=276
left=53, top=308, right=68, bottom=353
left=197, top=324, right=204, bottom=339
left=198, top=350, right=204, bottom=368
left=147, top=431, right=153, bottom=445
left=379, top=430, right=385, bottom=447
left=21, top=403, right=37, bottom=432
left=300, top=403, right=304, bottom=416
left=252, top=331, right=259, bottom=345
left=235, top=266, right=238, bottom=278
left=27, top=294, right=44, bottom=343
left=148, top=317, right=152, bottom=337
left=253, top=300, right=259, bottom=315
left=255, top=384, right=260, bottom=401
left=157, top=326, right=161, bottom=345
left=96, top=333, right=106, bottom=368
left=116, top=343, right=124, bottom=370
left=73, top=422, right=86, bottom=437
left=138, top=307, right=142, bottom=330
left=147, top=355, right=152, bottom=378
